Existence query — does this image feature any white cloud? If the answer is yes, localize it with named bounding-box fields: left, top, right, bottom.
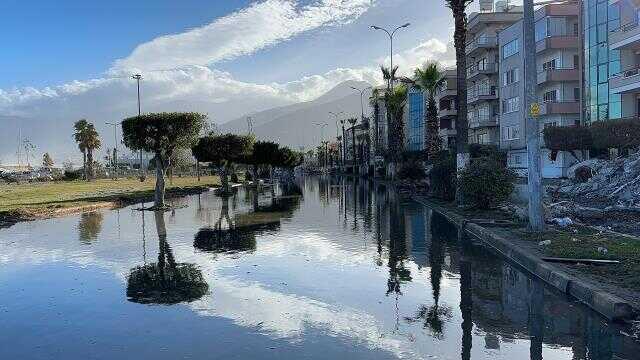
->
left=110, top=0, right=375, bottom=72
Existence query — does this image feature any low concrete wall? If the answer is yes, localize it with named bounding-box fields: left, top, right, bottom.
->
left=413, top=196, right=637, bottom=321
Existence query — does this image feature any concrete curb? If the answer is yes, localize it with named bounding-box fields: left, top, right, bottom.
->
left=413, top=196, right=637, bottom=321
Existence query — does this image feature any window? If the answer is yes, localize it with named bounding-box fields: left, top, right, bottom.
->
left=503, top=68, right=519, bottom=86
left=477, top=133, right=489, bottom=144
left=503, top=125, right=520, bottom=140
left=502, top=97, right=520, bottom=114
left=543, top=90, right=557, bottom=103
left=573, top=87, right=580, bottom=101
left=544, top=122, right=558, bottom=129
left=502, top=39, right=519, bottom=59
left=477, top=58, right=487, bottom=71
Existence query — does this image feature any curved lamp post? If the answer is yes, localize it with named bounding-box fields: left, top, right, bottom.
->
left=370, top=23, right=410, bottom=89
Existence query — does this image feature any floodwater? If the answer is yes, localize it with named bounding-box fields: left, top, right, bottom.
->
left=1, top=177, right=638, bottom=360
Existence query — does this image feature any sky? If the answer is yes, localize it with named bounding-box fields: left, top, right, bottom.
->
left=0, top=0, right=484, bottom=164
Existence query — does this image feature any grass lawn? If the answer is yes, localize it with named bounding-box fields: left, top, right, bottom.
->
left=0, top=176, right=220, bottom=214
left=517, top=226, right=640, bottom=291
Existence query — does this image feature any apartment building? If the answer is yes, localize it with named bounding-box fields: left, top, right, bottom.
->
left=405, top=85, right=425, bottom=152
left=498, top=3, right=581, bottom=178
left=608, top=0, right=640, bottom=119
left=465, top=2, right=523, bottom=145
left=435, top=68, right=458, bottom=150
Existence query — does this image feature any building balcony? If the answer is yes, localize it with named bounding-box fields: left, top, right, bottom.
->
left=465, top=36, right=497, bottom=56
left=535, top=35, right=579, bottom=53
left=536, top=68, right=579, bottom=85
left=609, top=21, right=640, bottom=51
left=534, top=3, right=579, bottom=20
left=539, top=100, right=580, bottom=115
left=466, top=63, right=497, bottom=80
left=435, top=88, right=457, bottom=100
left=467, top=86, right=498, bottom=104
left=469, top=115, right=498, bottom=129
left=438, top=107, right=457, bottom=118
left=610, top=68, right=640, bottom=94
left=439, top=128, right=457, bottom=137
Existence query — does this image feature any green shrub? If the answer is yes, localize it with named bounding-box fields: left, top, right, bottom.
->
left=543, top=125, right=592, bottom=161
left=469, top=144, right=507, bottom=165
left=64, top=170, right=83, bottom=181
left=459, top=159, right=517, bottom=209
left=430, top=151, right=456, bottom=201
left=230, top=172, right=239, bottom=183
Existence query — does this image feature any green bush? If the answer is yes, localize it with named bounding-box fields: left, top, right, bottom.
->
left=430, top=151, right=456, bottom=201
left=64, top=170, right=83, bottom=181
left=459, top=159, right=517, bottom=209
left=543, top=125, right=592, bottom=161
left=230, top=172, right=239, bottom=183
left=469, top=144, right=507, bottom=165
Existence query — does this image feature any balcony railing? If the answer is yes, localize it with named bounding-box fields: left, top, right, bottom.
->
left=610, top=67, right=640, bottom=94
left=466, top=63, right=497, bottom=78
left=536, top=67, right=579, bottom=84
left=538, top=100, right=580, bottom=115
left=465, top=36, right=497, bottom=55
left=609, top=20, right=640, bottom=50
left=468, top=114, right=498, bottom=128
left=467, top=86, right=497, bottom=103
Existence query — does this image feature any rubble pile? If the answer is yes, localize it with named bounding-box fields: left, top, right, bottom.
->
left=554, top=152, right=640, bottom=208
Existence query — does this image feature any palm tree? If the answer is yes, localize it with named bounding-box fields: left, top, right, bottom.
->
left=73, top=119, right=101, bottom=181
left=369, top=88, right=383, bottom=156
left=384, top=85, right=408, bottom=179
left=73, top=120, right=89, bottom=180
left=347, top=117, right=358, bottom=173
left=445, top=0, right=473, bottom=203
left=414, top=62, right=445, bottom=160
left=380, top=65, right=398, bottom=90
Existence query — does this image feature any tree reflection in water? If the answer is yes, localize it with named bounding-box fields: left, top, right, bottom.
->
left=77, top=211, right=104, bottom=244
left=127, top=211, right=208, bottom=305
left=194, top=188, right=300, bottom=254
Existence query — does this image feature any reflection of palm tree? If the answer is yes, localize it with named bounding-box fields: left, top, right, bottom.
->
left=386, top=198, right=411, bottom=296
left=405, top=234, right=453, bottom=339
left=127, top=211, right=208, bottom=304
left=78, top=211, right=104, bottom=244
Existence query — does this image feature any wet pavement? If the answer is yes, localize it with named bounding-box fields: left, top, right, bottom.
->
left=1, top=176, right=638, bottom=359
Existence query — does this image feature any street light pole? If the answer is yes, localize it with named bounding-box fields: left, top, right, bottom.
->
left=371, top=23, right=410, bottom=89
left=132, top=74, right=144, bottom=181
left=350, top=86, right=372, bottom=123
left=523, top=0, right=544, bottom=232
left=106, top=122, right=119, bottom=179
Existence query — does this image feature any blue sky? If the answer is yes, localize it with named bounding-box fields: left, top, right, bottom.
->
left=0, top=0, right=469, bottom=163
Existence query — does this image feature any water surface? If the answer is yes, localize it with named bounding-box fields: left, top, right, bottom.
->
left=1, top=177, right=638, bottom=359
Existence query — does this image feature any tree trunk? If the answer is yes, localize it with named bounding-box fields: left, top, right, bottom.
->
left=86, top=149, right=94, bottom=181
left=252, top=165, right=259, bottom=188
left=82, top=151, right=87, bottom=180
left=196, top=161, right=201, bottom=182
left=452, top=5, right=470, bottom=205
left=219, top=166, right=230, bottom=194
left=154, top=154, right=168, bottom=208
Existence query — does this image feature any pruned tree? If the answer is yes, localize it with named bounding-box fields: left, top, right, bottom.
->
left=244, top=141, right=280, bottom=185
left=122, top=112, right=206, bottom=208
left=42, top=152, right=54, bottom=168
left=385, top=85, right=408, bottom=178
left=413, top=62, right=445, bottom=160
left=192, top=133, right=254, bottom=194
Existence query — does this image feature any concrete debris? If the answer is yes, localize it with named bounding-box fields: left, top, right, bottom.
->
left=539, top=240, right=551, bottom=246
left=550, top=217, right=573, bottom=227
left=558, top=152, right=640, bottom=208
left=597, top=246, right=609, bottom=255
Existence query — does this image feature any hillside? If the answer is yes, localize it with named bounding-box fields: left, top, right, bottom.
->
left=221, top=80, right=373, bottom=148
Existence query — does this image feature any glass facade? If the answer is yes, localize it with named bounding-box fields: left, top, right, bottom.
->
left=407, top=89, right=424, bottom=151
left=583, top=0, right=621, bottom=122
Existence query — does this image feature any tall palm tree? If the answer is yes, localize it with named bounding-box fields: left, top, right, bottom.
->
left=445, top=0, right=473, bottom=204
left=414, top=62, right=445, bottom=160
left=73, top=119, right=89, bottom=180
left=369, top=88, right=382, bottom=156
left=347, top=117, right=358, bottom=173
left=380, top=65, right=398, bottom=90
left=385, top=85, right=408, bottom=179
left=73, top=119, right=101, bottom=181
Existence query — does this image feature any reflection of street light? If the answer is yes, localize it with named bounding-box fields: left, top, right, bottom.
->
left=370, top=23, right=410, bottom=89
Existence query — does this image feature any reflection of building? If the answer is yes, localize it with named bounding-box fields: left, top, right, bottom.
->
left=498, top=3, right=581, bottom=177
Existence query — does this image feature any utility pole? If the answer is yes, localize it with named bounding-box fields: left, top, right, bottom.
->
left=132, top=74, right=144, bottom=181
left=106, top=122, right=119, bottom=179
left=523, top=0, right=544, bottom=232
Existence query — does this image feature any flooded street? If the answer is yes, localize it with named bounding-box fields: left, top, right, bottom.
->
left=1, top=177, right=638, bottom=359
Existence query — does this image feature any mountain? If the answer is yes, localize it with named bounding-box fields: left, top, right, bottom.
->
left=221, top=80, right=373, bottom=149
